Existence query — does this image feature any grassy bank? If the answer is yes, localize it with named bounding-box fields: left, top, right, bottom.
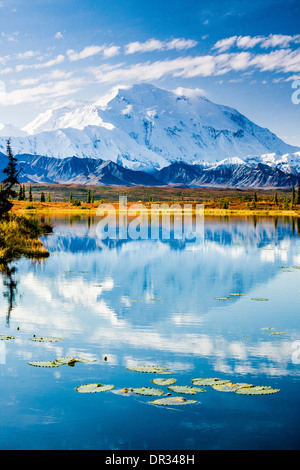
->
left=0, top=215, right=52, bottom=263
left=14, top=182, right=298, bottom=204
left=11, top=193, right=300, bottom=218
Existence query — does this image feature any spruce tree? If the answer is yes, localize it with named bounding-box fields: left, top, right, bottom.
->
left=0, top=139, right=21, bottom=218
left=297, top=186, right=300, bottom=205
left=291, top=186, right=295, bottom=206
left=40, top=192, right=45, bottom=202
left=18, top=185, right=23, bottom=201
left=87, top=189, right=91, bottom=203
left=47, top=193, right=51, bottom=202
left=28, top=185, right=32, bottom=202
left=69, top=192, right=73, bottom=203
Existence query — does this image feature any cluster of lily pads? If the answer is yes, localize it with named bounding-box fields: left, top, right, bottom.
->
left=0, top=334, right=96, bottom=368
left=0, top=334, right=65, bottom=342
left=28, top=356, right=94, bottom=368
left=279, top=265, right=300, bottom=272
left=214, top=266, right=299, bottom=302
left=1, top=334, right=280, bottom=405
left=214, top=293, right=270, bottom=301
left=102, top=365, right=280, bottom=406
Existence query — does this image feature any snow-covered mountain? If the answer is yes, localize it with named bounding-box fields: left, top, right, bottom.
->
left=156, top=159, right=300, bottom=188
left=0, top=123, right=28, bottom=137
left=0, top=83, right=299, bottom=187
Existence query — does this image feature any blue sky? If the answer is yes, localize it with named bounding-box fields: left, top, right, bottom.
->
left=0, top=0, right=300, bottom=145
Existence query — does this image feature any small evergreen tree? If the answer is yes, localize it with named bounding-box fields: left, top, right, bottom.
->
left=28, top=185, right=32, bottom=202
left=274, top=191, right=278, bottom=205
left=69, top=192, right=73, bottom=203
left=18, top=185, right=23, bottom=201
left=297, top=186, right=300, bottom=205
left=0, top=139, right=21, bottom=218
left=87, top=189, right=91, bottom=203
left=291, top=186, right=296, bottom=206
left=91, top=192, right=94, bottom=203
left=47, top=193, right=51, bottom=202
left=40, top=192, right=45, bottom=202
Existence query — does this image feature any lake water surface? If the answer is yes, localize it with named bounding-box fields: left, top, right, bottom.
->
left=0, top=215, right=300, bottom=450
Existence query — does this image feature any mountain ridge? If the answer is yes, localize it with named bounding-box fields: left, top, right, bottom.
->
left=0, top=83, right=299, bottom=188
left=0, top=153, right=299, bottom=188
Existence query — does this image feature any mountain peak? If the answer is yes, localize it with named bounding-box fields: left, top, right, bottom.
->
left=0, top=123, right=28, bottom=137
left=1, top=83, right=299, bottom=174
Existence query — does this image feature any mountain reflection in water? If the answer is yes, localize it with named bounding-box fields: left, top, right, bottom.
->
left=1, top=215, right=299, bottom=380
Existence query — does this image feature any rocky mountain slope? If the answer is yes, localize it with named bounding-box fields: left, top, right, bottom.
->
left=0, top=83, right=299, bottom=188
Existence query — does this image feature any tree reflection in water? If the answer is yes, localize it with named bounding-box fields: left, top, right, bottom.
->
left=0, top=263, right=18, bottom=326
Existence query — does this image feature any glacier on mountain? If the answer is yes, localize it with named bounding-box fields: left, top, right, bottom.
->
left=0, top=83, right=299, bottom=187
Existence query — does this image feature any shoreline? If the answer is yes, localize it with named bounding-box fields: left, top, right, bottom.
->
left=11, top=201, right=300, bottom=218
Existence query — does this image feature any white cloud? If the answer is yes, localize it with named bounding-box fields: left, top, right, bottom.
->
left=16, top=50, right=39, bottom=60
left=67, top=44, right=120, bottom=61
left=102, top=45, right=120, bottom=58
left=236, top=35, right=264, bottom=49
left=4, top=78, right=83, bottom=105
left=10, top=70, right=73, bottom=87
left=125, top=39, right=163, bottom=54
left=55, top=32, right=64, bottom=39
left=90, top=47, right=300, bottom=85
left=34, top=54, right=65, bottom=69
left=91, top=56, right=217, bottom=84
left=10, top=77, right=40, bottom=87
left=0, top=54, right=10, bottom=65
left=67, top=45, right=103, bottom=61
left=173, top=86, right=205, bottom=97
left=166, top=38, right=198, bottom=51
left=0, top=67, right=13, bottom=75
left=261, top=34, right=300, bottom=49
left=213, top=34, right=300, bottom=52
left=229, top=51, right=252, bottom=71
left=213, top=36, right=238, bottom=52
left=124, top=37, right=197, bottom=54
left=15, top=54, right=65, bottom=72
left=250, top=48, right=300, bottom=73
left=1, top=31, right=19, bottom=42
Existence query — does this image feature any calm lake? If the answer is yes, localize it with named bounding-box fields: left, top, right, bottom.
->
left=0, top=214, right=300, bottom=450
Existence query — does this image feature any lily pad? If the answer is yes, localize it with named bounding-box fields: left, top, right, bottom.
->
left=251, top=298, right=269, bottom=301
left=269, top=331, right=286, bottom=335
left=214, top=297, right=233, bottom=300
left=131, top=387, right=164, bottom=396
left=29, top=336, right=64, bottom=342
left=75, top=383, right=114, bottom=393
left=150, top=397, right=197, bottom=406
left=192, top=378, right=230, bottom=386
left=151, top=378, right=177, bottom=386
left=112, top=388, right=133, bottom=396
left=27, top=360, right=61, bottom=368
left=212, top=382, right=252, bottom=392
left=0, top=335, right=16, bottom=340
left=235, top=385, right=280, bottom=395
left=55, top=356, right=94, bottom=366
left=126, top=365, right=173, bottom=374
left=167, top=385, right=206, bottom=395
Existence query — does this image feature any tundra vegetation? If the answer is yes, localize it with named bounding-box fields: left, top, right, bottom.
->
left=0, top=140, right=52, bottom=264
left=8, top=182, right=300, bottom=217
